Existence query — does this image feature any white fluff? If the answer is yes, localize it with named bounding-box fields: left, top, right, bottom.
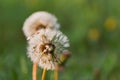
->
left=27, top=28, right=69, bottom=70
left=23, top=11, right=60, bottom=37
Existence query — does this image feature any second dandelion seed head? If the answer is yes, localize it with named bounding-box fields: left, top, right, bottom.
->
left=23, top=11, right=60, bottom=38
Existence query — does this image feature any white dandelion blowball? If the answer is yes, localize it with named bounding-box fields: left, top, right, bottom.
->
left=23, top=11, right=60, bottom=37
left=27, top=28, right=69, bottom=70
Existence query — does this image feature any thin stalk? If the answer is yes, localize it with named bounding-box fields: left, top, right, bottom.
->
left=32, top=63, right=38, bottom=80
left=42, top=68, right=47, bottom=80
left=54, top=64, right=58, bottom=80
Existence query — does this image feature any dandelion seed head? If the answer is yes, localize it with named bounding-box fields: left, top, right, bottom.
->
left=23, top=11, right=60, bottom=37
left=27, top=28, right=69, bottom=70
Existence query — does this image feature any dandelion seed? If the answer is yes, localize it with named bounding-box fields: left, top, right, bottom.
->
left=23, top=11, right=60, bottom=37
left=27, top=28, right=69, bottom=70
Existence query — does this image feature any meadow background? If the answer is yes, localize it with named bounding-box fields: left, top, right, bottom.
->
left=0, top=0, right=120, bottom=80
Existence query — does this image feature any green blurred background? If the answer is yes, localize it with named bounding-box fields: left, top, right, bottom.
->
left=0, top=0, right=120, bottom=80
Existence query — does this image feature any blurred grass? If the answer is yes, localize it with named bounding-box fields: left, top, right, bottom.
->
left=0, top=0, right=120, bottom=80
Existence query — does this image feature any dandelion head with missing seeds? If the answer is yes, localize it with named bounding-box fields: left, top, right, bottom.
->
left=27, top=28, right=69, bottom=70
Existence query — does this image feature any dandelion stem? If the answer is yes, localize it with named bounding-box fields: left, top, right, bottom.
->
left=42, top=68, right=47, bottom=80
left=54, top=64, right=58, bottom=80
left=32, top=62, right=38, bottom=80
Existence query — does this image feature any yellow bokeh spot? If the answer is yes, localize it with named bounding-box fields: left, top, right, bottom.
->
left=104, top=17, right=117, bottom=31
left=88, top=28, right=100, bottom=41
